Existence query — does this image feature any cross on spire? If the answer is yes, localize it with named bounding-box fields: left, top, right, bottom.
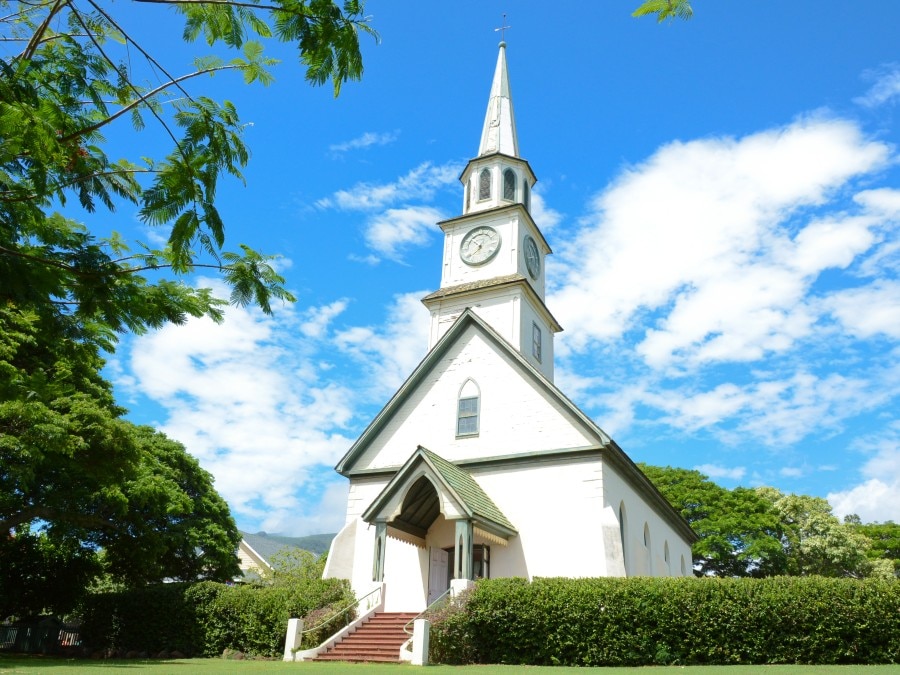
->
left=494, top=14, right=511, bottom=42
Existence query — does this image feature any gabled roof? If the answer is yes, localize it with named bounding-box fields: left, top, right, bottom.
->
left=335, top=308, right=606, bottom=476
left=362, top=446, right=517, bottom=540
left=334, top=309, right=697, bottom=544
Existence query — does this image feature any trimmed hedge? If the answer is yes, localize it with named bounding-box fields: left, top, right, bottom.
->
left=429, top=576, right=900, bottom=666
left=77, top=577, right=354, bottom=658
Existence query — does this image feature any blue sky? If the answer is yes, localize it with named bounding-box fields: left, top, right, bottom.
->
left=97, top=2, right=900, bottom=535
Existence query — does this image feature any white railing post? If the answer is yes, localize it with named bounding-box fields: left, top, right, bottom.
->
left=283, top=617, right=303, bottom=662
left=411, top=618, right=430, bottom=666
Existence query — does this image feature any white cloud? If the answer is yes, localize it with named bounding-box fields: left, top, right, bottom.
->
left=695, top=463, right=746, bottom=481
left=364, top=206, right=445, bottom=261
left=825, top=281, right=900, bottom=339
left=551, top=117, right=891, bottom=368
left=329, top=130, right=399, bottom=154
left=300, top=299, right=349, bottom=339
left=117, top=280, right=434, bottom=535
left=318, top=161, right=462, bottom=211
left=828, top=424, right=900, bottom=523
left=333, top=291, right=431, bottom=398
left=854, top=63, right=900, bottom=108
left=531, top=189, right=563, bottom=232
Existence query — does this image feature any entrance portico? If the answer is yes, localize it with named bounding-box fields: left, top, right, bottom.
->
left=362, top=446, right=517, bottom=611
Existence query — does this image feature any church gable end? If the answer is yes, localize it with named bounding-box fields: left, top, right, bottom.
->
left=337, top=311, right=603, bottom=475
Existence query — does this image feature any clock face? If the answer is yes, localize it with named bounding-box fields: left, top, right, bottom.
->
left=524, top=235, right=541, bottom=279
left=460, top=226, right=501, bottom=266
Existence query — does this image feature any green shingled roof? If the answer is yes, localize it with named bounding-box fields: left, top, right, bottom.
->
left=420, top=448, right=516, bottom=533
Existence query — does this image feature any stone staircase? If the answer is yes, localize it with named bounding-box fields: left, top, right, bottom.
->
left=314, top=612, right=418, bottom=663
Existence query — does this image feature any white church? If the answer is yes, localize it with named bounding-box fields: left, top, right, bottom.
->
left=323, top=41, right=696, bottom=613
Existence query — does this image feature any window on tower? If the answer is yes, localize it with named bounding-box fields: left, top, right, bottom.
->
left=503, top=168, right=516, bottom=201
left=532, top=322, right=542, bottom=362
left=478, top=168, right=491, bottom=201
left=523, top=180, right=530, bottom=211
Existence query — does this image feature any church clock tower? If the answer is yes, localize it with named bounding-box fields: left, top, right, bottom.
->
left=422, top=41, right=561, bottom=381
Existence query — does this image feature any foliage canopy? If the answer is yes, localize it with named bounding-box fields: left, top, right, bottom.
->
left=1, top=0, right=375, bottom=618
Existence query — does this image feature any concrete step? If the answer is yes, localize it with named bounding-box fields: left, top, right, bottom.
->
left=313, top=611, right=418, bottom=663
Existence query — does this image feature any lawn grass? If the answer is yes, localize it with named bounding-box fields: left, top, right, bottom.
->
left=2, top=655, right=900, bottom=674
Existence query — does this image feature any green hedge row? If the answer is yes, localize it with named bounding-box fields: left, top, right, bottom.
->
left=429, top=576, right=900, bottom=666
left=77, top=578, right=354, bottom=658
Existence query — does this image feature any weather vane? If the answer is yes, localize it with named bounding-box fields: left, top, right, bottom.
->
left=494, top=14, right=511, bottom=42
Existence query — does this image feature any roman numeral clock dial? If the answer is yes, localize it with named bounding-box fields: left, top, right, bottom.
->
left=460, top=226, right=501, bottom=265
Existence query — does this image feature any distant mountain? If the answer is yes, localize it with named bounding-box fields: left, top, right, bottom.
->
left=239, top=530, right=336, bottom=559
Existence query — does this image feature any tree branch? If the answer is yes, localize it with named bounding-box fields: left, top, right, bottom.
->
left=0, top=168, right=152, bottom=203
left=58, top=65, right=241, bottom=144
left=19, top=0, right=67, bottom=61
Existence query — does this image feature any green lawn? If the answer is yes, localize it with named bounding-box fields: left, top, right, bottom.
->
left=2, top=655, right=900, bottom=674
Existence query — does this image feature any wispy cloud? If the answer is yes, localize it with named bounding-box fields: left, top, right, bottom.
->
left=316, top=161, right=462, bottom=211
left=329, top=130, right=399, bottom=154
left=552, top=116, right=891, bottom=366
left=364, top=206, right=445, bottom=261
left=695, top=463, right=746, bottom=481
left=854, top=63, right=900, bottom=108
left=116, top=281, right=429, bottom=535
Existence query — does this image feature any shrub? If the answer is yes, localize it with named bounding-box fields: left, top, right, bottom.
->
left=77, top=576, right=354, bottom=658
left=429, top=576, right=900, bottom=666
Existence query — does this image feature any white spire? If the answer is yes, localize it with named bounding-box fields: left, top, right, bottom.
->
left=478, top=42, right=519, bottom=157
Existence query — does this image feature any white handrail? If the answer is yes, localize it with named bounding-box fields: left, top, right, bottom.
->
left=403, top=587, right=452, bottom=637
left=300, top=585, right=383, bottom=638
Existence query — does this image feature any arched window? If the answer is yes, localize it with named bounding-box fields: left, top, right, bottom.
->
left=457, top=379, right=480, bottom=436
left=478, top=168, right=491, bottom=201
left=680, top=554, right=687, bottom=576
left=523, top=180, right=530, bottom=211
left=664, top=541, right=671, bottom=576
left=619, top=502, right=628, bottom=574
left=465, top=178, right=471, bottom=211
left=503, top=168, right=516, bottom=201
left=643, top=523, right=652, bottom=575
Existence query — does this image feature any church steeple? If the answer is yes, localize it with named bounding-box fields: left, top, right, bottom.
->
left=423, top=40, right=561, bottom=381
left=478, top=42, right=519, bottom=158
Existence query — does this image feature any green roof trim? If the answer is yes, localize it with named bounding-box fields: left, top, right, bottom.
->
left=362, top=446, right=517, bottom=539
left=420, top=448, right=516, bottom=533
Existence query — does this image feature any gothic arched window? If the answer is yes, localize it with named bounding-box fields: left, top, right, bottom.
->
left=457, top=379, right=480, bottom=436
left=523, top=180, right=530, bottom=211
left=466, top=178, right=471, bottom=211
left=478, top=168, right=491, bottom=201
left=503, top=168, right=516, bottom=201
left=643, top=523, right=652, bottom=575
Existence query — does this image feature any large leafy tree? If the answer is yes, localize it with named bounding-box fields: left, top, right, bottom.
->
left=758, top=488, right=893, bottom=579
left=0, top=305, right=241, bottom=618
left=639, top=464, right=786, bottom=576
left=1, top=0, right=374, bottom=616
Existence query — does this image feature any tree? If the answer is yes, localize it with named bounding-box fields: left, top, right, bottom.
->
left=101, top=425, right=242, bottom=586
left=757, top=488, right=891, bottom=579
left=639, top=464, right=786, bottom=576
left=0, top=305, right=241, bottom=618
left=848, top=520, right=900, bottom=577
left=1, top=0, right=375, bottom=350
left=1, top=0, right=374, bottom=615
